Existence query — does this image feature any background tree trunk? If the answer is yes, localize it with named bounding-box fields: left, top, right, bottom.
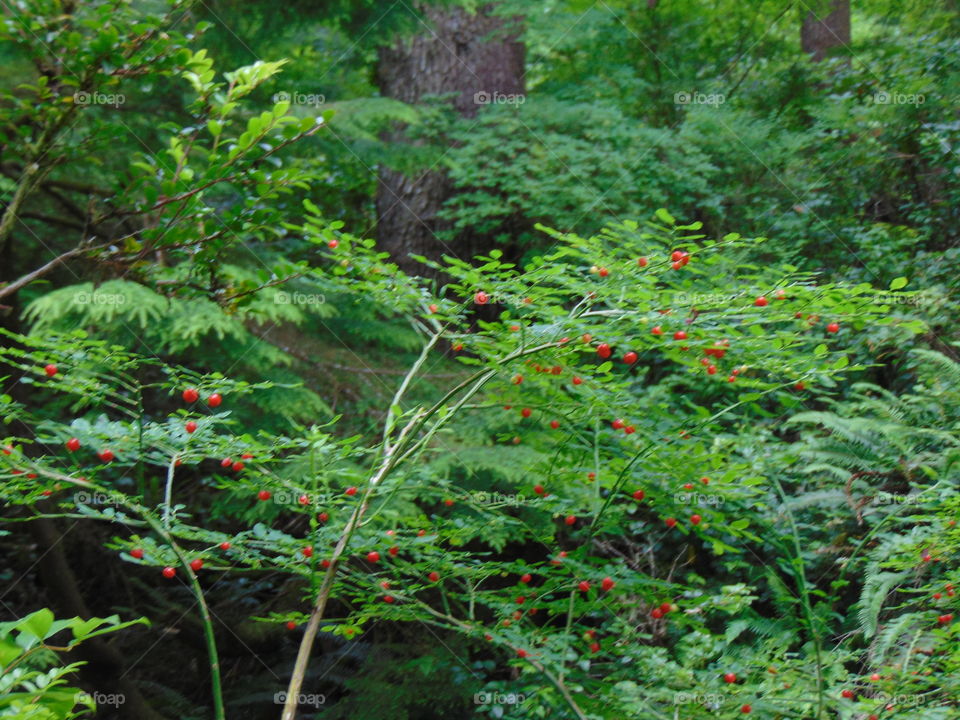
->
left=801, top=0, right=851, bottom=61
left=376, top=3, right=524, bottom=274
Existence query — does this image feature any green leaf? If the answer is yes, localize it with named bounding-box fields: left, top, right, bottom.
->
left=18, top=609, right=54, bottom=642
left=889, top=277, right=908, bottom=290
left=654, top=208, right=676, bottom=225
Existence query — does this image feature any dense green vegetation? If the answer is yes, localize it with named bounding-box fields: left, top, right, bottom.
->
left=0, top=1, right=957, bottom=719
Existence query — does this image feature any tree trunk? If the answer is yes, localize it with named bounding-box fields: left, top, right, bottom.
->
left=376, top=3, right=524, bottom=274
left=801, top=0, right=851, bottom=61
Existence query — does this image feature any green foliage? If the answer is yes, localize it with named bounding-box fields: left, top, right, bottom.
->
left=0, top=610, right=147, bottom=720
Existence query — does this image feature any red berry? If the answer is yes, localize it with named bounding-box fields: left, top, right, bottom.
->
left=219, top=542, right=231, bottom=550
left=612, top=418, right=625, bottom=429
left=512, top=374, right=523, bottom=384
left=162, top=566, right=176, bottom=578
left=596, top=343, right=612, bottom=359
left=44, top=364, right=57, bottom=377
left=754, top=296, right=768, bottom=307
left=221, top=457, right=232, bottom=467
left=182, top=388, right=199, bottom=403
left=683, top=482, right=694, bottom=490
left=841, top=689, right=854, bottom=699
left=98, top=449, right=114, bottom=462
left=589, top=641, right=600, bottom=653
left=572, top=376, right=583, bottom=385
left=671, top=261, right=682, bottom=270
left=794, top=382, right=806, bottom=390
left=724, top=673, right=737, bottom=684
left=328, top=239, right=339, bottom=249
left=727, top=375, right=736, bottom=383
left=520, top=573, right=532, bottom=584
left=286, top=621, right=297, bottom=630
left=302, top=546, right=313, bottom=558
left=665, top=517, right=677, bottom=528
left=741, top=705, right=751, bottom=714
left=938, top=613, right=954, bottom=624
left=515, top=595, right=526, bottom=605
left=298, top=494, right=310, bottom=506
left=690, top=514, right=701, bottom=525
left=587, top=472, right=596, bottom=481
left=624, top=425, right=635, bottom=434
left=651, top=608, right=663, bottom=619
left=185, top=421, right=198, bottom=433
left=549, top=420, right=560, bottom=429
left=651, top=325, right=663, bottom=335
left=601, top=577, right=615, bottom=591
left=66, top=437, right=80, bottom=452
left=659, top=602, right=671, bottom=613
left=533, top=484, right=545, bottom=496
left=257, top=490, right=271, bottom=501
left=637, top=257, right=648, bottom=267
left=565, top=515, right=576, bottom=526
left=934, top=592, right=942, bottom=599
left=241, top=453, right=253, bottom=459
left=130, top=548, right=144, bottom=559
left=474, top=291, right=488, bottom=305
left=701, top=476, right=709, bottom=485
left=428, top=303, right=438, bottom=313
left=207, top=393, right=222, bottom=408
left=673, top=330, right=687, bottom=341
left=452, top=343, right=463, bottom=352
left=581, top=334, right=592, bottom=343
left=671, top=250, right=683, bottom=261
left=707, top=365, right=717, bottom=375
left=516, top=649, right=528, bottom=658
left=827, top=322, right=840, bottom=333
left=428, top=571, right=440, bottom=582
left=367, top=551, right=380, bottom=563
left=232, top=461, right=245, bottom=472
left=598, top=267, right=609, bottom=277
left=632, top=489, right=645, bottom=501
left=623, top=351, right=638, bottom=364
left=345, top=486, right=357, bottom=496
left=521, top=408, right=532, bottom=418
left=383, top=595, right=395, bottom=603
left=320, top=559, right=331, bottom=568
left=388, top=546, right=399, bottom=557
left=190, top=558, right=203, bottom=571
left=870, top=673, right=881, bottom=681
left=444, top=498, right=454, bottom=507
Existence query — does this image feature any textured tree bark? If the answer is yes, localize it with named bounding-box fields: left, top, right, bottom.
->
left=801, top=0, right=851, bottom=61
left=376, top=3, right=524, bottom=274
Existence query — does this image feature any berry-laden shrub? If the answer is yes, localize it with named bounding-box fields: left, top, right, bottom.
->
left=0, top=209, right=924, bottom=719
